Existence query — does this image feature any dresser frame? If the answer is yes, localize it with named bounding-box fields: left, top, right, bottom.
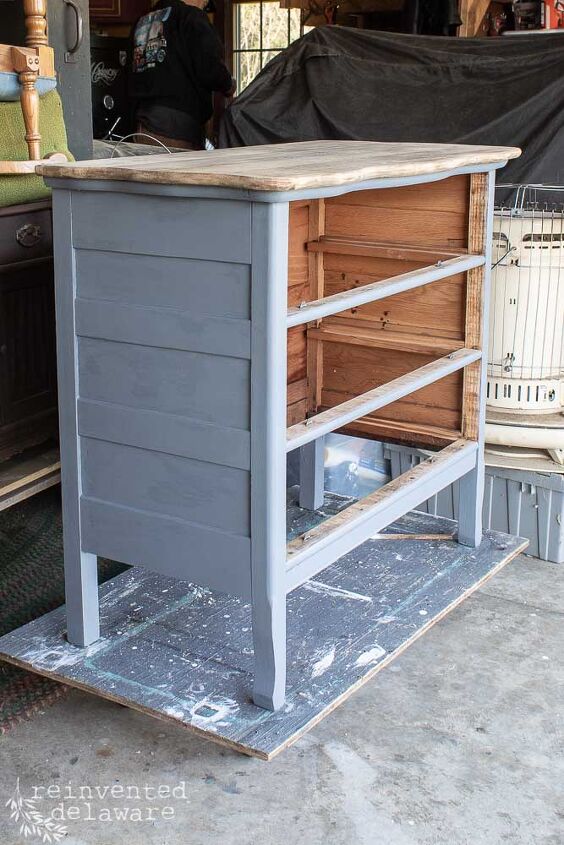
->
left=46, top=151, right=508, bottom=711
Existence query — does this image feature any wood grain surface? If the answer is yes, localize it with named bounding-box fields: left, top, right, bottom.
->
left=37, top=141, right=521, bottom=191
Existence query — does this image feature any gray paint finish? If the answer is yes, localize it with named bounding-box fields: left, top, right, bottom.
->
left=249, top=201, right=289, bottom=710
left=77, top=399, right=251, bottom=470
left=78, top=338, right=250, bottom=427
left=80, top=498, right=252, bottom=598
left=80, top=438, right=250, bottom=534
left=72, top=192, right=252, bottom=264
left=76, top=251, right=251, bottom=318
left=76, top=299, right=251, bottom=359
left=52, top=185, right=255, bottom=645
left=299, top=439, right=325, bottom=511
left=52, top=190, right=99, bottom=648
left=49, top=159, right=500, bottom=712
left=286, top=254, right=485, bottom=328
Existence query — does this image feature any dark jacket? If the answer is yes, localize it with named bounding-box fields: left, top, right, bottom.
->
left=129, top=0, right=232, bottom=128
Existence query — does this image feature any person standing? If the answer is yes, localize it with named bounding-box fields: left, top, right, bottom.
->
left=129, top=0, right=235, bottom=150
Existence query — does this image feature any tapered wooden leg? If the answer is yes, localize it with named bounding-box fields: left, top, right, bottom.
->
left=299, top=437, right=325, bottom=511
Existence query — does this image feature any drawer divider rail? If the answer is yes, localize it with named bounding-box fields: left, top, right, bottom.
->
left=286, top=347, right=481, bottom=453
left=286, top=253, right=484, bottom=328
left=285, top=438, right=478, bottom=592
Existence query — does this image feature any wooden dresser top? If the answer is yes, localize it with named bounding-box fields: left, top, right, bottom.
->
left=38, top=141, right=521, bottom=192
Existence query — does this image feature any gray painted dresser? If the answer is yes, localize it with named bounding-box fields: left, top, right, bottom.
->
left=39, top=140, right=520, bottom=710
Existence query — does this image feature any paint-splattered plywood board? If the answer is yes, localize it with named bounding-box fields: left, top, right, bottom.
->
left=0, top=511, right=526, bottom=759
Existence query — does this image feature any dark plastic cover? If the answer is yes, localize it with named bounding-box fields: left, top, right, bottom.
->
left=220, top=27, right=564, bottom=193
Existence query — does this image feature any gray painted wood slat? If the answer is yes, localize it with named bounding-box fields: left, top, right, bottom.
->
left=78, top=338, right=250, bottom=428
left=0, top=511, right=527, bottom=760
left=81, top=438, right=250, bottom=535
left=78, top=400, right=251, bottom=470
left=80, top=498, right=252, bottom=599
left=76, top=251, right=251, bottom=319
left=75, top=299, right=251, bottom=359
left=71, top=192, right=251, bottom=264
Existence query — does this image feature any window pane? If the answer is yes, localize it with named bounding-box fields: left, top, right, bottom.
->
left=289, top=8, right=301, bottom=41
left=261, top=49, right=281, bottom=68
left=235, top=51, right=262, bottom=92
left=262, top=4, right=291, bottom=49
left=236, top=3, right=261, bottom=50
left=233, top=2, right=307, bottom=92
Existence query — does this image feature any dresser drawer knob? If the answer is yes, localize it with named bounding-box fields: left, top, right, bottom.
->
left=16, top=223, right=42, bottom=248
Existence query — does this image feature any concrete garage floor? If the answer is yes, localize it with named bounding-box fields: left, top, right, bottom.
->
left=0, top=553, right=562, bottom=845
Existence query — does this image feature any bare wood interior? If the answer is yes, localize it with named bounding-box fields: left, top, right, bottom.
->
left=286, top=174, right=477, bottom=448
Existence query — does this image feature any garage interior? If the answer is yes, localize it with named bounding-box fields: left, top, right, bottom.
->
left=0, top=1, right=562, bottom=843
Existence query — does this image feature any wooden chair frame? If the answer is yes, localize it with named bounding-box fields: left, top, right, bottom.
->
left=0, top=0, right=67, bottom=174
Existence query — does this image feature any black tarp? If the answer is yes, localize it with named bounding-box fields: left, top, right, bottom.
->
left=220, top=28, right=564, bottom=191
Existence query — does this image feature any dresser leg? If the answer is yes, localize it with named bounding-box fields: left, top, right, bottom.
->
left=457, top=461, right=484, bottom=548
left=299, top=437, right=325, bottom=511
left=250, top=201, right=289, bottom=711
left=252, top=593, right=286, bottom=711
left=52, top=188, right=101, bottom=648
left=64, top=550, right=100, bottom=647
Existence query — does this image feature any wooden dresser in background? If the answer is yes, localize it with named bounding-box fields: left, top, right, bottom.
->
left=0, top=201, right=60, bottom=509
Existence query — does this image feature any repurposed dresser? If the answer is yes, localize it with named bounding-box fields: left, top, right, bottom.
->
left=40, top=140, right=520, bottom=710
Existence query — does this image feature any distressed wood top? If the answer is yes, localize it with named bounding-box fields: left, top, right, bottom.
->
left=37, top=141, right=521, bottom=192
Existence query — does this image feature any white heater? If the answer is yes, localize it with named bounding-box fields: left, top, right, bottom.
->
left=486, top=185, right=564, bottom=463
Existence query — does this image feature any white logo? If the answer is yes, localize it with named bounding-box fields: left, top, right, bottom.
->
left=6, top=779, right=67, bottom=843
left=91, top=61, right=120, bottom=85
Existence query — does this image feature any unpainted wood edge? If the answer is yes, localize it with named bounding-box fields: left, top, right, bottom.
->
left=337, top=417, right=459, bottom=447
left=287, top=439, right=474, bottom=556
left=306, top=198, right=325, bottom=413
left=286, top=352, right=478, bottom=451
left=0, top=471, right=60, bottom=512
left=309, top=326, right=459, bottom=356
left=307, top=238, right=466, bottom=262
left=0, top=457, right=61, bottom=498
left=0, top=651, right=269, bottom=760
left=371, top=532, right=455, bottom=541
left=36, top=151, right=521, bottom=191
left=462, top=172, right=489, bottom=441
